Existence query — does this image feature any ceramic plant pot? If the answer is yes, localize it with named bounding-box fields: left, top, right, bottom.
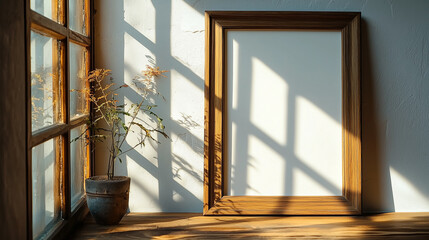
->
left=85, top=176, right=130, bottom=225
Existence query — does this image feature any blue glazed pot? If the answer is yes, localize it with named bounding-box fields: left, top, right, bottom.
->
left=85, top=176, right=130, bottom=225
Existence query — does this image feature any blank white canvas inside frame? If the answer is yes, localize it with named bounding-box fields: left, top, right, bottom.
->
left=227, top=30, right=343, bottom=196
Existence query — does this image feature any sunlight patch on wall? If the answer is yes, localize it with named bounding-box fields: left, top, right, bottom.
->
left=390, top=167, right=429, bottom=211
left=250, top=57, right=289, bottom=146
left=230, top=38, right=240, bottom=110
left=172, top=0, right=204, bottom=32
left=229, top=134, right=286, bottom=196
left=170, top=0, right=205, bottom=80
left=171, top=131, right=204, bottom=182
left=295, top=96, right=342, bottom=196
left=126, top=155, right=161, bottom=212
left=124, top=0, right=156, bottom=44
left=170, top=69, right=204, bottom=138
left=124, top=31, right=155, bottom=82
left=293, top=164, right=341, bottom=196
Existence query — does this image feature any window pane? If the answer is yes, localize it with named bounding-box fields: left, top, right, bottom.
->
left=32, top=138, right=61, bottom=238
left=70, top=43, right=88, bottom=118
left=31, top=0, right=63, bottom=23
left=69, top=0, right=87, bottom=35
left=70, top=125, right=88, bottom=210
left=31, top=31, right=62, bottom=132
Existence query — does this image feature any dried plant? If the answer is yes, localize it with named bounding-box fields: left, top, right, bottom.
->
left=73, top=66, right=169, bottom=180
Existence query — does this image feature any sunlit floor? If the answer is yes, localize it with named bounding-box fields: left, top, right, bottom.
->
left=71, top=212, right=429, bottom=239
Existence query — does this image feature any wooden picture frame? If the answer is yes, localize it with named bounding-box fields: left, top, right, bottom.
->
left=204, top=11, right=361, bottom=215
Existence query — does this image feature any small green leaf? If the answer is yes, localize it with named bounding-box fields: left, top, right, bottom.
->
left=156, top=130, right=169, bottom=139
left=116, top=110, right=132, bottom=116
left=121, top=122, right=128, bottom=132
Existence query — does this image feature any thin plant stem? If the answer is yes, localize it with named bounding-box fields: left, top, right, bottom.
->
left=78, top=67, right=168, bottom=179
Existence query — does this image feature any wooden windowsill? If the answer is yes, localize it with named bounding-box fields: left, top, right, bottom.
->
left=71, top=212, right=429, bottom=239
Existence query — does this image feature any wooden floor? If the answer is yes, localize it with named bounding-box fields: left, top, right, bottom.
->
left=71, top=212, right=429, bottom=239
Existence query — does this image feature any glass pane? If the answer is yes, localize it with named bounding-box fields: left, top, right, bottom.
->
left=32, top=138, right=61, bottom=238
left=70, top=125, right=88, bottom=210
left=69, top=0, right=87, bottom=35
left=31, top=31, right=62, bottom=132
left=31, top=0, right=63, bottom=23
left=70, top=43, right=88, bottom=118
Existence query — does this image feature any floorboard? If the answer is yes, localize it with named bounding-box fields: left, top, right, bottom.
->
left=70, top=212, right=429, bottom=239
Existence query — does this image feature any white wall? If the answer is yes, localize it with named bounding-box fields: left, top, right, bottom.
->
left=94, top=0, right=429, bottom=213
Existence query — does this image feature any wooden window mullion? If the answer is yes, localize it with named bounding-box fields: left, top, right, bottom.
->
left=85, top=0, right=90, bottom=36
left=30, top=11, right=67, bottom=40
left=55, top=137, right=63, bottom=221
left=89, top=0, right=95, bottom=177
left=62, top=0, right=71, bottom=220
left=69, top=31, right=91, bottom=47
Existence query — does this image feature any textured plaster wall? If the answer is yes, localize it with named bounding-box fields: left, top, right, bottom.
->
left=94, top=0, right=429, bottom=213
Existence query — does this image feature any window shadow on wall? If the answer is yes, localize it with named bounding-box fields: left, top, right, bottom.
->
left=95, top=0, right=204, bottom=212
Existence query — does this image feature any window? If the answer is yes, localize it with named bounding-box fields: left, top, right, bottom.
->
left=28, top=0, right=91, bottom=239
